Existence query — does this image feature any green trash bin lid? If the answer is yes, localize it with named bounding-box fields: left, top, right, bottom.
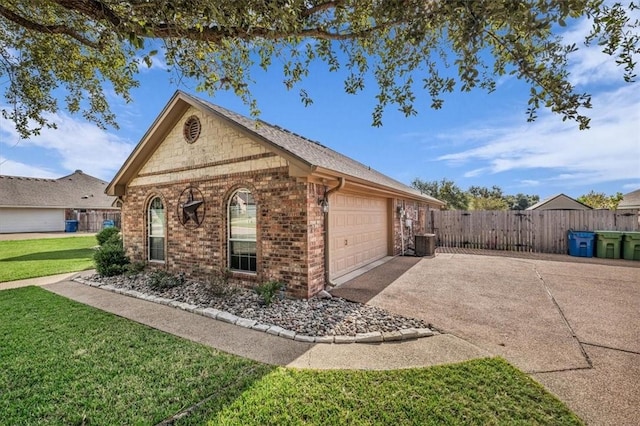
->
left=595, top=231, right=623, bottom=239
left=623, top=232, right=640, bottom=240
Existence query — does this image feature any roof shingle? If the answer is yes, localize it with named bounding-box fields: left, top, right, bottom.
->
left=187, top=94, right=442, bottom=204
left=0, top=170, right=118, bottom=209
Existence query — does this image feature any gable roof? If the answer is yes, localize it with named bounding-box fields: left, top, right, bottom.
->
left=107, top=91, right=444, bottom=206
left=0, top=170, right=118, bottom=209
left=618, top=188, right=640, bottom=209
left=526, top=193, right=593, bottom=211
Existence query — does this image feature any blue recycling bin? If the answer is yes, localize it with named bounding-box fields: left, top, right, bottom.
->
left=568, top=230, right=595, bottom=257
left=103, top=220, right=115, bottom=228
left=65, top=220, right=78, bottom=233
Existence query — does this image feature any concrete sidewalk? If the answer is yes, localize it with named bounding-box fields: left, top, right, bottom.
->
left=40, top=279, right=490, bottom=370
left=0, top=272, right=79, bottom=291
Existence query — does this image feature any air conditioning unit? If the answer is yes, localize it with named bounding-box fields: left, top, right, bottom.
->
left=415, top=234, right=436, bottom=257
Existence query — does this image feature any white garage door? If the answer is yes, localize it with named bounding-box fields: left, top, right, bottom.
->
left=0, top=208, right=65, bottom=233
left=329, top=193, right=389, bottom=280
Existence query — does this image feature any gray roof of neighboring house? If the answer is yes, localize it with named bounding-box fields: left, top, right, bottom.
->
left=0, top=170, right=118, bottom=209
left=526, top=193, right=592, bottom=210
left=618, top=188, right=640, bottom=209
left=186, top=93, right=443, bottom=205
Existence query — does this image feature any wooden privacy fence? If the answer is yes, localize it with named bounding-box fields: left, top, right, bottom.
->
left=427, top=209, right=640, bottom=254
left=72, top=210, right=121, bottom=232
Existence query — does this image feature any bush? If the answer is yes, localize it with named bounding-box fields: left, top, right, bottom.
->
left=94, top=239, right=130, bottom=277
left=124, top=261, right=146, bottom=276
left=203, top=269, right=235, bottom=298
left=254, top=280, right=285, bottom=306
left=96, top=227, right=121, bottom=246
left=148, top=270, right=185, bottom=290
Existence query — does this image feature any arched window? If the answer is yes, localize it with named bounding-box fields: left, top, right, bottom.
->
left=148, top=197, right=165, bottom=262
left=228, top=189, right=256, bottom=272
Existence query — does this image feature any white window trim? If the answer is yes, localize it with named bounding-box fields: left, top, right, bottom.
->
left=227, top=188, right=257, bottom=274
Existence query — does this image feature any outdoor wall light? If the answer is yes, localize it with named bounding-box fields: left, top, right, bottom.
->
left=319, top=197, right=329, bottom=213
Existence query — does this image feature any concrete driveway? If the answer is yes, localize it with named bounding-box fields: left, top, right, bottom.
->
left=360, top=253, right=640, bottom=426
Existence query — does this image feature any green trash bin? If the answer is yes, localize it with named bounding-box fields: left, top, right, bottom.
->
left=622, top=232, right=640, bottom=261
left=595, top=231, right=623, bottom=259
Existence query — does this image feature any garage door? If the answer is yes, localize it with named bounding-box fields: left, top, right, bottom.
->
left=0, top=208, right=65, bottom=233
left=329, top=193, right=389, bottom=279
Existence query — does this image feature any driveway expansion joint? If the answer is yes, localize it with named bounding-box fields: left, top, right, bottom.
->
left=581, top=342, right=640, bottom=356
left=72, top=277, right=436, bottom=345
left=534, top=267, right=594, bottom=369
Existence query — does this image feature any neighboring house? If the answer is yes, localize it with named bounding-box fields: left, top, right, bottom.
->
left=0, top=170, right=120, bottom=233
left=106, top=91, right=444, bottom=298
left=618, top=189, right=640, bottom=209
left=526, top=193, right=593, bottom=211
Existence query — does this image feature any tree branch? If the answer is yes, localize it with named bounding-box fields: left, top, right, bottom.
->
left=151, top=21, right=389, bottom=42
left=52, top=0, right=121, bottom=28
left=0, top=4, right=100, bottom=49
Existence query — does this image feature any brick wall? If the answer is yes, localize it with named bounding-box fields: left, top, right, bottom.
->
left=120, top=107, right=320, bottom=298
left=392, top=198, right=434, bottom=255
left=122, top=167, right=314, bottom=298
left=306, top=183, right=327, bottom=297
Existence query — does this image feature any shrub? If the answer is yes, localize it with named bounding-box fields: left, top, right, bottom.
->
left=124, top=261, right=146, bottom=276
left=94, top=239, right=130, bottom=277
left=254, top=280, right=285, bottom=306
left=96, top=227, right=121, bottom=246
left=148, top=270, right=185, bottom=290
left=203, top=269, right=235, bottom=298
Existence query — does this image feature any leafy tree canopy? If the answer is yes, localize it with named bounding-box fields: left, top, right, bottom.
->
left=577, top=190, right=624, bottom=209
left=413, top=179, right=540, bottom=211
left=467, top=185, right=508, bottom=210
left=412, top=178, right=469, bottom=210
left=1, top=1, right=638, bottom=138
left=504, top=193, right=541, bottom=210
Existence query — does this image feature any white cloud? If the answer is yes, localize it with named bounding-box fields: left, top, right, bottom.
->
left=563, top=7, right=640, bottom=87
left=0, top=157, right=59, bottom=178
left=0, top=109, right=135, bottom=181
left=520, top=180, right=540, bottom=187
left=436, top=84, right=640, bottom=188
left=623, top=182, right=640, bottom=191
left=135, top=45, right=168, bottom=72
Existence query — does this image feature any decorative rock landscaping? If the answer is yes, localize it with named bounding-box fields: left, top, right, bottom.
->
left=74, top=273, right=435, bottom=344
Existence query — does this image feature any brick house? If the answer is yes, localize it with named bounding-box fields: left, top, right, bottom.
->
left=106, top=91, right=444, bottom=298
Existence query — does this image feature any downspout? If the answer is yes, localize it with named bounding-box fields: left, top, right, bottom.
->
left=323, top=177, right=346, bottom=288
left=399, top=201, right=405, bottom=256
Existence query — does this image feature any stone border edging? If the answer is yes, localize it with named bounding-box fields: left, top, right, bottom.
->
left=72, top=277, right=435, bottom=344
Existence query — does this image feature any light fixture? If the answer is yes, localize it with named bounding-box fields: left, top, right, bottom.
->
left=319, top=197, right=329, bottom=213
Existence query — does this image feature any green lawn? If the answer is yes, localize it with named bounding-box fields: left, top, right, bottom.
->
left=0, top=236, right=96, bottom=282
left=0, top=287, right=583, bottom=425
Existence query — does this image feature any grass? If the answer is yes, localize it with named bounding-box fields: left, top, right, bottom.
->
left=184, top=361, right=582, bottom=425
left=0, top=236, right=96, bottom=282
left=0, top=287, right=583, bottom=425
left=0, top=286, right=273, bottom=425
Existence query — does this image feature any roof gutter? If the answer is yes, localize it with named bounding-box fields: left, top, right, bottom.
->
left=324, top=177, right=346, bottom=289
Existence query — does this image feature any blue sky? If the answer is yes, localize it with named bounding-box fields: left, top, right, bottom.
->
left=1, top=14, right=639, bottom=200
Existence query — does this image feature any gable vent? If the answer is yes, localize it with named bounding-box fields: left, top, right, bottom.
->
left=183, top=115, right=201, bottom=144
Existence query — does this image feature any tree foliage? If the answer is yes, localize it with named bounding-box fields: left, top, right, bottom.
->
left=412, top=178, right=468, bottom=210
left=577, top=190, right=624, bottom=209
left=1, top=0, right=638, bottom=138
left=413, top=178, right=541, bottom=211
left=467, top=185, right=509, bottom=210
left=504, top=193, right=541, bottom=210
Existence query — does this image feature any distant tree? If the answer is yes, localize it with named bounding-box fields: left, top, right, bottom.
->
left=467, top=185, right=509, bottom=211
left=577, top=191, right=624, bottom=210
left=412, top=178, right=468, bottom=210
left=504, top=193, right=541, bottom=210
left=1, top=1, right=639, bottom=138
